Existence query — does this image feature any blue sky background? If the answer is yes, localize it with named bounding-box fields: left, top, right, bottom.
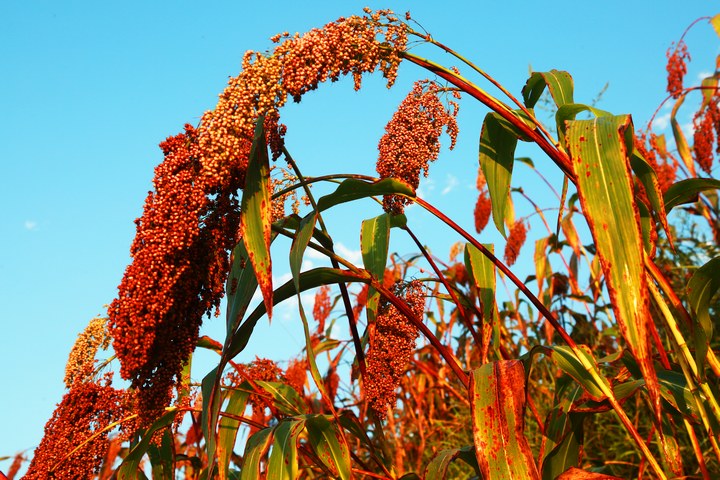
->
left=1, top=0, right=718, bottom=468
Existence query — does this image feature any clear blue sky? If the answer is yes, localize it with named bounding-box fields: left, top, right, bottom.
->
left=1, top=0, right=717, bottom=466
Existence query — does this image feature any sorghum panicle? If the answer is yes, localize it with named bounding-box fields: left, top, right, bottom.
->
left=666, top=40, right=690, bottom=99
left=24, top=379, right=129, bottom=479
left=108, top=125, right=240, bottom=426
left=694, top=103, right=717, bottom=174
left=198, top=12, right=407, bottom=191
left=313, top=285, right=332, bottom=335
left=364, top=280, right=424, bottom=418
left=64, top=316, right=111, bottom=388
left=377, top=80, right=460, bottom=214
left=474, top=191, right=492, bottom=234
left=504, top=220, right=528, bottom=267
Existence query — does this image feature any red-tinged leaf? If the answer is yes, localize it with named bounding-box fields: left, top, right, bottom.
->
left=240, top=428, right=273, bottom=480
left=629, top=149, right=671, bottom=246
left=201, top=366, right=221, bottom=470
left=254, top=381, right=307, bottom=416
left=240, top=116, right=273, bottom=318
left=565, top=115, right=660, bottom=421
left=424, top=446, right=480, bottom=479
left=267, top=419, right=306, bottom=480
left=217, top=388, right=250, bottom=480
left=687, top=256, right=720, bottom=380
left=479, top=112, right=518, bottom=238
left=306, top=414, right=352, bottom=480
left=670, top=96, right=696, bottom=176
left=469, top=360, right=539, bottom=480
left=556, top=467, right=623, bottom=479
left=226, top=241, right=259, bottom=334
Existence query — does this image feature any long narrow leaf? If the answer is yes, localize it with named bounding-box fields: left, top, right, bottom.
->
left=479, top=113, right=518, bottom=237
left=306, top=414, right=352, bottom=480
left=267, top=419, right=306, bottom=480
left=565, top=115, right=660, bottom=419
left=218, top=388, right=250, bottom=480
left=687, top=256, right=720, bottom=380
left=240, top=116, right=274, bottom=317
left=470, top=360, right=539, bottom=479
left=361, top=214, right=390, bottom=323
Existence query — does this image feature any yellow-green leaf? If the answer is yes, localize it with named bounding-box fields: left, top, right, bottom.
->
left=469, top=360, right=539, bottom=479
left=565, top=115, right=660, bottom=418
left=240, top=116, right=273, bottom=318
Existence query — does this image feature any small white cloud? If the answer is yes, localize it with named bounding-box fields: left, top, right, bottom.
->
left=335, top=242, right=362, bottom=265
left=652, top=113, right=671, bottom=130
left=698, top=71, right=713, bottom=81
left=24, top=220, right=38, bottom=231
left=441, top=174, right=459, bottom=195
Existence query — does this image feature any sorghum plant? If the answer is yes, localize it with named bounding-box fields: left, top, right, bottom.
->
left=7, top=8, right=720, bottom=480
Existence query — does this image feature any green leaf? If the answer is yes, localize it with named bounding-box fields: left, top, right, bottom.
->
left=555, top=103, right=611, bottom=146
left=240, top=116, right=274, bottom=317
left=315, top=178, right=415, bottom=212
left=117, top=410, right=177, bottom=479
left=425, top=446, right=479, bottom=479
left=688, top=256, right=720, bottom=380
left=522, top=70, right=574, bottom=109
left=361, top=214, right=390, bottom=324
left=147, top=428, right=174, bottom=480
left=227, top=268, right=368, bottom=358
left=239, top=428, right=273, bottom=480
left=218, top=388, right=250, bottom=480
left=663, top=178, right=720, bottom=211
left=464, top=243, right=497, bottom=323
left=306, top=414, right=352, bottom=480
left=541, top=412, right=584, bottom=480
left=267, top=419, right=306, bottom=480
left=565, top=115, right=660, bottom=417
left=255, top=381, right=307, bottom=416
left=226, top=241, right=260, bottom=334
left=201, top=367, right=221, bottom=469
left=479, top=112, right=518, bottom=237
left=630, top=148, right=671, bottom=242
left=470, top=360, right=539, bottom=479
left=549, top=345, right=610, bottom=401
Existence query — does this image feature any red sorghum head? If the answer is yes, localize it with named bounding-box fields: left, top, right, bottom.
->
left=364, top=280, right=424, bottom=418
left=666, top=40, right=690, bottom=99
left=376, top=80, right=459, bottom=214
left=474, top=191, right=492, bottom=234
left=504, top=220, right=528, bottom=267
left=694, top=103, right=717, bottom=175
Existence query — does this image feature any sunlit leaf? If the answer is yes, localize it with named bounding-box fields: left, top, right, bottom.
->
left=522, top=70, right=574, bottom=109
left=239, top=428, right=273, bottom=480
left=425, top=446, right=480, bottom=479
left=361, top=213, right=390, bottom=324
left=556, top=467, right=623, bottom=479
left=687, top=256, right=720, bottom=380
left=315, top=178, right=415, bottom=212
left=267, top=419, right=306, bottom=480
left=226, top=241, right=259, bottom=334
left=565, top=115, right=660, bottom=419
left=240, top=116, right=273, bottom=318
left=218, top=388, right=250, bottom=480
left=479, top=112, right=518, bottom=237
left=663, top=178, right=720, bottom=211
left=549, top=345, right=610, bottom=402
left=116, top=410, right=177, bottom=479
left=469, top=360, right=539, bottom=479
left=255, top=381, right=307, bottom=416
left=306, top=414, right=352, bottom=480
